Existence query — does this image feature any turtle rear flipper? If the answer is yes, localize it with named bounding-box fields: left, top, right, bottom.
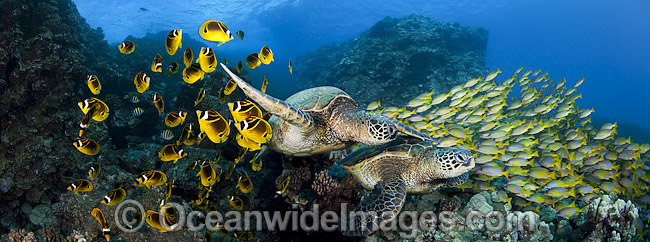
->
left=220, top=63, right=314, bottom=129
left=343, top=174, right=406, bottom=236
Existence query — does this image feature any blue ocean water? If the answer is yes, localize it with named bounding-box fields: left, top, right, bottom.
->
left=74, top=0, right=650, bottom=139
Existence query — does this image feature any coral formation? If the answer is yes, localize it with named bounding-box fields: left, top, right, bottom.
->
left=579, top=195, right=639, bottom=242
left=293, top=14, right=488, bottom=108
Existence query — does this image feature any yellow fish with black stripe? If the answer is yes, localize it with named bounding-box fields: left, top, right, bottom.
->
left=245, top=52, right=261, bottom=69
left=176, top=123, right=194, bottom=145
left=183, top=47, right=193, bottom=67
left=183, top=63, right=205, bottom=84
left=236, top=174, right=253, bottom=193
left=237, top=116, right=272, bottom=144
left=145, top=210, right=180, bottom=232
left=164, top=177, right=174, bottom=204
left=236, top=133, right=262, bottom=151
left=165, top=29, right=182, bottom=55
left=88, top=163, right=100, bottom=179
left=194, top=88, right=206, bottom=106
left=261, top=75, right=268, bottom=93
left=118, top=40, right=135, bottom=54
left=198, top=20, right=234, bottom=46
left=198, top=47, right=217, bottom=73
left=151, top=53, right=163, bottom=72
left=197, top=160, right=217, bottom=188
left=196, top=110, right=230, bottom=144
left=78, top=102, right=101, bottom=136
left=218, top=88, right=226, bottom=104
left=87, top=74, right=101, bottom=95
left=134, top=170, right=167, bottom=189
left=228, top=195, right=244, bottom=211
left=259, top=45, right=274, bottom=65
left=228, top=100, right=263, bottom=123
left=251, top=158, right=262, bottom=171
left=165, top=111, right=187, bottom=128
left=275, top=176, right=290, bottom=198
left=288, top=59, right=292, bottom=74
left=236, top=60, right=243, bottom=73
left=78, top=97, right=109, bottom=122
left=67, top=179, right=93, bottom=195
left=224, top=78, right=237, bottom=95
left=101, top=188, right=126, bottom=206
left=152, top=93, right=164, bottom=116
left=158, top=144, right=187, bottom=163
left=91, top=208, right=111, bottom=241
left=133, top=71, right=150, bottom=93
left=74, top=138, right=100, bottom=155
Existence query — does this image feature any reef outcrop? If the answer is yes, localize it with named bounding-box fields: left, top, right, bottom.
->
left=293, top=14, right=488, bottom=108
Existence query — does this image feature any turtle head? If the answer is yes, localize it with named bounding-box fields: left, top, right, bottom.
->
left=424, top=148, right=475, bottom=179
left=360, top=114, right=399, bottom=145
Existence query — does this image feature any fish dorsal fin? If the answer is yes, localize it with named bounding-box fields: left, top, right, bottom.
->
left=220, top=63, right=314, bottom=130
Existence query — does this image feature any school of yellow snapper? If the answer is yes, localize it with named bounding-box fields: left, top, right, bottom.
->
left=368, top=68, right=650, bottom=225
left=68, top=19, right=290, bottom=241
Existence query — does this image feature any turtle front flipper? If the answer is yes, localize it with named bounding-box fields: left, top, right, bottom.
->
left=343, top=174, right=406, bottom=236
left=391, top=119, right=437, bottom=143
left=219, top=63, right=314, bottom=129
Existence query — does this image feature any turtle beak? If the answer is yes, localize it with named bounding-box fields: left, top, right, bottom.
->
left=458, top=150, right=475, bottom=169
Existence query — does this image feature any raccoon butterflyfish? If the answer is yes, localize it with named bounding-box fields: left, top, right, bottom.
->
left=228, top=195, right=244, bottom=211
left=236, top=174, right=253, bottom=193
left=262, top=112, right=272, bottom=121
left=223, top=57, right=228, bottom=66
left=197, top=160, right=217, bottom=188
left=160, top=202, right=178, bottom=221
left=198, top=20, right=234, bottom=46
left=165, top=111, right=187, bottom=127
left=176, top=123, right=194, bottom=145
left=236, top=60, right=243, bottom=73
left=184, top=160, right=198, bottom=177
left=218, top=88, right=226, bottom=104
left=215, top=167, right=223, bottom=183
left=101, top=188, right=126, bottom=206
left=235, top=231, right=253, bottom=242
left=158, top=144, right=187, bottom=163
left=214, top=223, right=230, bottom=237
left=183, top=63, right=205, bottom=84
left=245, top=52, right=261, bottom=69
left=124, top=212, right=143, bottom=231
left=224, top=78, right=237, bottom=95
left=91, top=208, right=111, bottom=241
left=78, top=97, right=109, bottom=121
left=275, top=176, right=290, bottom=198
left=234, top=148, right=247, bottom=164
left=88, top=163, right=101, bottom=179
left=214, top=151, right=222, bottom=164
left=165, top=29, right=182, bottom=55
left=87, top=74, right=101, bottom=95
left=135, top=170, right=167, bottom=189
left=196, top=110, right=230, bottom=144
left=145, top=210, right=180, bottom=232
left=79, top=102, right=101, bottom=136
left=164, top=177, right=174, bottom=203
left=74, top=138, right=100, bottom=156
left=237, top=116, right=272, bottom=144
left=151, top=53, right=163, bottom=72
left=167, top=61, right=179, bottom=75
left=261, top=75, right=268, bottom=93
left=132, top=107, right=144, bottom=117
left=183, top=130, right=203, bottom=146
left=259, top=45, right=274, bottom=65
left=183, top=47, right=193, bottom=67
left=228, top=100, right=263, bottom=123
left=236, top=133, right=262, bottom=151
left=288, top=59, right=293, bottom=74
left=224, top=162, right=236, bottom=180
left=152, top=93, right=164, bottom=116
left=236, top=30, right=244, bottom=40
left=133, top=71, right=150, bottom=93
left=194, top=88, right=206, bottom=106
left=251, top=158, right=262, bottom=172
left=118, top=40, right=135, bottom=54
left=198, top=47, right=217, bottom=73
left=67, top=179, right=93, bottom=195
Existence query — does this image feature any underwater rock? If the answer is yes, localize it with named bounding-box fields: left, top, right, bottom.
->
left=465, top=192, right=493, bottom=215
left=293, top=14, right=487, bottom=108
left=28, top=205, right=50, bottom=226
left=579, top=195, right=639, bottom=242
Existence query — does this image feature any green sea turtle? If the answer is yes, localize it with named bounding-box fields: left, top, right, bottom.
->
left=335, top=136, right=475, bottom=236
left=219, top=63, right=434, bottom=160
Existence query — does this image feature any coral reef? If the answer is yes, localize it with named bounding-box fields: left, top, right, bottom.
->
left=4, top=229, right=36, bottom=242
left=293, top=14, right=488, bottom=108
left=578, top=195, right=639, bottom=242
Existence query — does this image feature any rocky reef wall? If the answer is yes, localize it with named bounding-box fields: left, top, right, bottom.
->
left=293, top=14, right=488, bottom=107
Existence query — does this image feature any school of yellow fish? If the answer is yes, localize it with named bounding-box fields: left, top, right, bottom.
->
left=68, top=18, right=295, bottom=241
left=368, top=68, right=650, bottom=224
